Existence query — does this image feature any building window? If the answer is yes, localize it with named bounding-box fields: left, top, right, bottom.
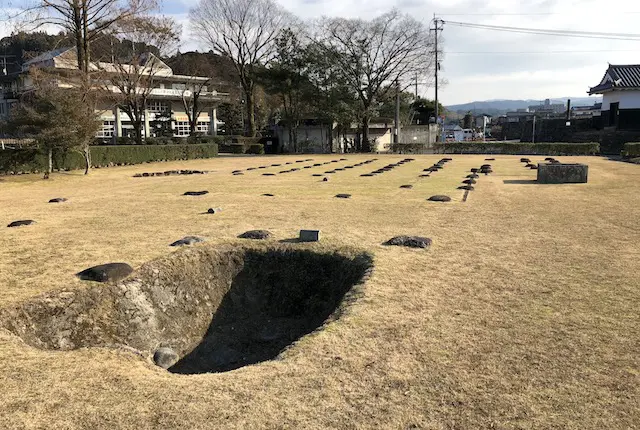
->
left=148, top=101, right=170, bottom=113
left=196, top=121, right=209, bottom=134
left=174, top=121, right=190, bottom=136
left=96, top=120, right=115, bottom=138
left=174, top=120, right=210, bottom=136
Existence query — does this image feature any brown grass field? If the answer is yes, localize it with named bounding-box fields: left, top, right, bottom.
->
left=0, top=154, right=638, bottom=429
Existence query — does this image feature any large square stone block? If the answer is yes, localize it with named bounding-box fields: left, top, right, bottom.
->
left=537, top=163, right=588, bottom=184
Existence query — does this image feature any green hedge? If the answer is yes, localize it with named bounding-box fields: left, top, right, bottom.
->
left=0, top=144, right=218, bottom=174
left=435, top=142, right=600, bottom=155
left=218, top=143, right=245, bottom=154
left=390, top=143, right=430, bottom=153
left=622, top=142, right=640, bottom=157
left=95, top=136, right=229, bottom=146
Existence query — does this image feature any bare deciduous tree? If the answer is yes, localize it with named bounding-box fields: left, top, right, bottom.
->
left=316, top=9, right=434, bottom=151
left=12, top=0, right=159, bottom=74
left=4, top=68, right=101, bottom=176
left=101, top=16, right=180, bottom=144
left=180, top=75, right=212, bottom=136
left=190, top=0, right=293, bottom=137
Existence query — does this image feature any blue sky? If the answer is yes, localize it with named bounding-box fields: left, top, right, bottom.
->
left=3, top=0, right=640, bottom=104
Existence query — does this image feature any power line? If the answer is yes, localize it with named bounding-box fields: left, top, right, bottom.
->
left=438, top=13, right=558, bottom=16
left=444, top=20, right=640, bottom=41
left=438, top=12, right=640, bottom=16
left=446, top=50, right=639, bottom=55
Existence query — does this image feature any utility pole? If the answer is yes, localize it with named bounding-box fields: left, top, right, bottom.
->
left=394, top=78, right=401, bottom=145
left=431, top=16, right=444, bottom=142
left=415, top=74, right=418, bottom=100
left=532, top=115, right=536, bottom=144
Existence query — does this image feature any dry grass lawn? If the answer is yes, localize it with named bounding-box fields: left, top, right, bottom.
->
left=0, top=154, right=638, bottom=429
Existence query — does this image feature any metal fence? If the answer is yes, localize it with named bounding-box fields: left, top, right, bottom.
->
left=0, top=138, right=36, bottom=150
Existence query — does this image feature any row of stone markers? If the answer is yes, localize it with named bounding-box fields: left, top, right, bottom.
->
left=418, top=157, right=452, bottom=178
left=168, top=228, right=322, bottom=249
left=359, top=158, right=415, bottom=177
left=77, top=226, right=431, bottom=287
left=313, top=159, right=377, bottom=179
left=273, top=158, right=350, bottom=176
left=236, top=159, right=314, bottom=175
left=459, top=161, right=493, bottom=192
left=422, top=157, right=454, bottom=202
left=258, top=158, right=350, bottom=176
left=458, top=160, right=494, bottom=202
left=318, top=158, right=377, bottom=177
left=521, top=157, right=559, bottom=170
left=133, top=169, right=208, bottom=177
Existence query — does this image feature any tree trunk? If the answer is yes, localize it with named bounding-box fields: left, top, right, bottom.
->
left=292, top=124, right=298, bottom=153
left=246, top=92, right=256, bottom=137
left=288, top=127, right=294, bottom=153
left=73, top=9, right=85, bottom=74
left=82, top=3, right=89, bottom=74
left=83, top=145, right=91, bottom=175
left=133, top=121, right=143, bottom=145
left=44, top=146, right=52, bottom=179
left=191, top=94, right=200, bottom=136
left=362, top=115, right=371, bottom=152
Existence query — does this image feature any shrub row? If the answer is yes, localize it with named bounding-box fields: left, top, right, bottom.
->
left=93, top=135, right=265, bottom=155
left=435, top=142, right=600, bottom=155
left=95, top=136, right=228, bottom=146
left=390, top=143, right=431, bottom=153
left=0, top=144, right=218, bottom=174
left=622, top=142, right=640, bottom=157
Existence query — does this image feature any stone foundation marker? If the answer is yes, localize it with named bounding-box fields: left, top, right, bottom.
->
left=537, top=163, right=588, bottom=184
left=299, top=230, right=320, bottom=242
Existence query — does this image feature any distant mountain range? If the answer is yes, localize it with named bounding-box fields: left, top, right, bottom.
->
left=445, top=97, right=602, bottom=116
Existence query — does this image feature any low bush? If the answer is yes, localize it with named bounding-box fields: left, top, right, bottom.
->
left=246, top=144, right=265, bottom=155
left=188, top=135, right=230, bottom=145
left=435, top=142, right=599, bottom=155
left=144, top=137, right=174, bottom=145
left=231, top=136, right=261, bottom=146
left=622, top=142, right=640, bottom=157
left=0, top=144, right=218, bottom=174
left=116, top=136, right=134, bottom=145
left=218, top=143, right=245, bottom=154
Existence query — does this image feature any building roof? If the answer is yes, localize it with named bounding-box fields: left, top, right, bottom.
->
left=22, top=47, right=75, bottom=68
left=22, top=48, right=174, bottom=77
left=589, top=64, right=640, bottom=94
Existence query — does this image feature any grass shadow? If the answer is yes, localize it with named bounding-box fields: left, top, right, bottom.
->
left=279, top=238, right=302, bottom=244
left=503, top=179, right=538, bottom=185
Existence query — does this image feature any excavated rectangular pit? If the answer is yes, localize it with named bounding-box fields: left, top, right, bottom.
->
left=0, top=244, right=373, bottom=374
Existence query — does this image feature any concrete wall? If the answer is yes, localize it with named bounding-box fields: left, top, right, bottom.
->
left=401, top=124, right=438, bottom=147
left=275, top=125, right=334, bottom=153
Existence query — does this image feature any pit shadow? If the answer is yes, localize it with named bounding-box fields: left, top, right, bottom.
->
left=169, top=249, right=372, bottom=374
